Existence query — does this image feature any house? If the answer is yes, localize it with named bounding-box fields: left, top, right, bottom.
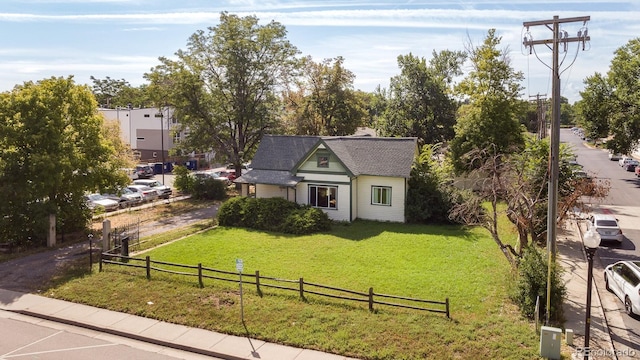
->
left=235, top=135, right=418, bottom=223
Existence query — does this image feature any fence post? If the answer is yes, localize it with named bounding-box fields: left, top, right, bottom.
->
left=99, top=252, right=103, bottom=272
left=369, top=287, right=374, bottom=312
left=146, top=256, right=151, bottom=279
left=198, top=263, right=203, bottom=288
left=299, top=278, right=305, bottom=300
left=445, top=298, right=450, bottom=319
left=255, top=270, right=262, bottom=297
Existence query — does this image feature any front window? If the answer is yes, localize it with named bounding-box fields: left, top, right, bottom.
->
left=372, top=186, right=391, bottom=206
left=309, top=185, right=337, bottom=209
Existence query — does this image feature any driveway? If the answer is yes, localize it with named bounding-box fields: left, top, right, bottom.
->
left=0, top=201, right=218, bottom=293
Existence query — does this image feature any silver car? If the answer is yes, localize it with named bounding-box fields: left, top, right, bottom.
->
left=604, top=261, right=640, bottom=315
left=588, top=214, right=624, bottom=243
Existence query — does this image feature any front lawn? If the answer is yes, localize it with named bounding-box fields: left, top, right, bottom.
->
left=48, top=221, right=540, bottom=359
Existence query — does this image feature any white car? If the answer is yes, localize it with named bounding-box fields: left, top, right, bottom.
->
left=85, top=193, right=119, bottom=212
left=618, top=156, right=635, bottom=167
left=604, top=261, right=640, bottom=315
left=127, top=185, right=159, bottom=203
left=609, top=153, right=623, bottom=161
left=588, top=214, right=624, bottom=243
left=132, top=179, right=172, bottom=199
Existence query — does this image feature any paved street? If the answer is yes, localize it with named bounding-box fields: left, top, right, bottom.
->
left=562, top=129, right=640, bottom=357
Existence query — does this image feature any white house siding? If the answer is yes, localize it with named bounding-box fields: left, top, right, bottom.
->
left=295, top=173, right=351, bottom=222
left=255, top=184, right=290, bottom=200
left=355, top=175, right=406, bottom=222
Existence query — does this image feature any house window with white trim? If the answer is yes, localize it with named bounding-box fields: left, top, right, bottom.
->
left=309, top=185, right=337, bottom=209
left=371, top=186, right=391, bottom=206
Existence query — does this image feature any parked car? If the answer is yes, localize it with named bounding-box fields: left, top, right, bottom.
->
left=85, top=193, right=119, bottom=212
left=618, top=157, right=635, bottom=167
left=132, top=179, right=172, bottom=199
left=193, top=170, right=231, bottom=185
left=604, top=260, right=640, bottom=315
left=609, top=153, right=624, bottom=161
left=588, top=214, right=624, bottom=244
left=135, top=164, right=155, bottom=179
left=127, top=184, right=159, bottom=202
left=624, top=159, right=640, bottom=172
left=103, top=187, right=144, bottom=208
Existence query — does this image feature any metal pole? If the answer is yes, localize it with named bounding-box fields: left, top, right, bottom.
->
left=239, top=272, right=244, bottom=323
left=583, top=248, right=596, bottom=360
left=161, top=107, right=165, bottom=185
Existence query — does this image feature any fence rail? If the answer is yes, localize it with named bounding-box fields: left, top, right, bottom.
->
left=100, top=252, right=450, bottom=318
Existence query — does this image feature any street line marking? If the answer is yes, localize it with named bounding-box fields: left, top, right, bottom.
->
left=2, top=344, right=117, bottom=358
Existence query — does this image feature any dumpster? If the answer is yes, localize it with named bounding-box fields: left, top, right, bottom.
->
left=164, top=162, right=173, bottom=173
left=153, top=162, right=163, bottom=174
left=185, top=160, right=198, bottom=170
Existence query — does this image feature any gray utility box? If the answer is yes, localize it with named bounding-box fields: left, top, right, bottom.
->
left=540, top=326, right=562, bottom=359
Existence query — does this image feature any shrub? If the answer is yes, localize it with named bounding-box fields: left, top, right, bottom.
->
left=173, top=166, right=195, bottom=193
left=281, top=206, right=332, bottom=234
left=511, top=246, right=566, bottom=322
left=192, top=177, right=227, bottom=200
left=217, top=197, right=331, bottom=234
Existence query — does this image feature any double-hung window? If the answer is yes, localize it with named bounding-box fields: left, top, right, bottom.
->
left=309, top=185, right=337, bottom=209
left=371, top=186, right=391, bottom=206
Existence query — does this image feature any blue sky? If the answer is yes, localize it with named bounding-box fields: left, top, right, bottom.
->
left=0, top=1, right=638, bottom=104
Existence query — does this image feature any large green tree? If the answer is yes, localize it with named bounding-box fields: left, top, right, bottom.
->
left=603, top=38, right=640, bottom=154
left=145, top=12, right=300, bottom=172
left=575, top=73, right=612, bottom=142
left=449, top=29, right=525, bottom=172
left=0, top=76, right=130, bottom=246
left=377, top=52, right=464, bottom=147
left=283, top=56, right=365, bottom=136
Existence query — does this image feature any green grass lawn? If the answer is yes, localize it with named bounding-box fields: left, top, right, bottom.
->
left=48, top=220, right=541, bottom=360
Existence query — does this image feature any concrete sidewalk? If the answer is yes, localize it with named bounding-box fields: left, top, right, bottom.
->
left=558, top=220, right=627, bottom=360
left=0, top=288, right=357, bottom=360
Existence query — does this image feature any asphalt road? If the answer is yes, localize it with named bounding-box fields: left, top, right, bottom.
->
left=561, top=128, right=640, bottom=354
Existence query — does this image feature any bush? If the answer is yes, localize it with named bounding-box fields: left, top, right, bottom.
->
left=218, top=197, right=331, bottom=234
left=281, top=206, right=332, bottom=234
left=192, top=177, right=227, bottom=200
left=173, top=166, right=228, bottom=201
left=511, top=246, right=566, bottom=322
left=173, top=166, right=195, bottom=193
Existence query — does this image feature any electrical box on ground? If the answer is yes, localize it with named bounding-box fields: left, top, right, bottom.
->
left=540, top=326, right=562, bottom=359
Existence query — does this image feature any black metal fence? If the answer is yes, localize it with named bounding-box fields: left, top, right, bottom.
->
left=99, top=252, right=450, bottom=318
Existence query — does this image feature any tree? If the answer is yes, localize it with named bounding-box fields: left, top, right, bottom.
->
left=601, top=38, right=640, bottom=155
left=0, top=76, right=131, bottom=246
left=405, top=144, right=460, bottom=224
left=283, top=56, right=366, bottom=136
left=575, top=74, right=612, bottom=144
left=448, top=137, right=609, bottom=268
left=449, top=29, right=525, bottom=172
left=90, top=76, right=151, bottom=108
left=377, top=52, right=463, bottom=147
left=145, top=12, right=300, bottom=174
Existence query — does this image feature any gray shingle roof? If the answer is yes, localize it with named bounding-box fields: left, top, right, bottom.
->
left=234, top=169, right=304, bottom=186
left=236, top=134, right=417, bottom=184
left=250, top=135, right=320, bottom=171
left=322, top=137, right=417, bottom=178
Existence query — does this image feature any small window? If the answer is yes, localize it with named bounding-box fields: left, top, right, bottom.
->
left=317, top=155, right=329, bottom=168
left=154, top=113, right=163, bottom=118
left=143, top=114, right=150, bottom=118
left=372, top=186, right=391, bottom=206
left=137, top=137, right=145, bottom=141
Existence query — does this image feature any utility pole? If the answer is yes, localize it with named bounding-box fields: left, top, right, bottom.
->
left=523, top=15, right=590, bottom=325
left=530, top=94, right=547, bottom=140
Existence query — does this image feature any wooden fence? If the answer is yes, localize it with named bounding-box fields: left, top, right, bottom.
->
left=99, top=252, right=450, bottom=318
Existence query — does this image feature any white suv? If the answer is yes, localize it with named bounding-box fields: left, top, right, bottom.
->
left=132, top=179, right=172, bottom=199
left=604, top=261, right=640, bottom=315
